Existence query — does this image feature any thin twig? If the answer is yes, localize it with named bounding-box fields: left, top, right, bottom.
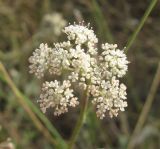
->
left=127, top=61, right=160, bottom=149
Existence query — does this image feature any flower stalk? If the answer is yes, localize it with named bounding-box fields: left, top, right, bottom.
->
left=125, top=0, right=158, bottom=53
left=68, top=86, right=89, bottom=149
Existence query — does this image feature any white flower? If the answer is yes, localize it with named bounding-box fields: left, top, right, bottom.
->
left=100, top=43, right=129, bottom=78
left=29, top=43, right=52, bottom=78
left=29, top=22, right=129, bottom=119
left=63, top=23, right=98, bottom=55
left=38, top=80, right=79, bottom=116
left=49, top=47, right=69, bottom=75
left=68, top=72, right=79, bottom=82
left=43, top=12, right=67, bottom=36
left=91, top=77, right=128, bottom=119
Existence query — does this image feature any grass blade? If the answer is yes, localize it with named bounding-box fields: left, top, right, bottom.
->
left=0, top=62, right=67, bottom=149
left=125, top=0, right=158, bottom=52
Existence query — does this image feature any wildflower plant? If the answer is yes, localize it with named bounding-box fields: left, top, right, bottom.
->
left=29, top=22, right=129, bottom=119
left=0, top=0, right=157, bottom=148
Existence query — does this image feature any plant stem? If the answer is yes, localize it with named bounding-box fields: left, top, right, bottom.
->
left=127, top=61, right=160, bottom=149
left=125, top=0, right=158, bottom=53
left=68, top=86, right=90, bottom=149
left=0, top=62, right=67, bottom=149
left=22, top=94, right=67, bottom=149
left=0, top=62, right=56, bottom=146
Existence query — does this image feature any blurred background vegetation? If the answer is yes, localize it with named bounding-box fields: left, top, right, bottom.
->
left=0, top=0, right=160, bottom=149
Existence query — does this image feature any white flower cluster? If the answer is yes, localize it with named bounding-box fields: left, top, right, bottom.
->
left=42, top=12, right=67, bottom=36
left=63, top=23, right=98, bottom=52
left=0, top=138, right=15, bottom=149
left=38, top=80, right=79, bottom=116
left=29, top=43, right=52, bottom=78
left=29, top=22, right=129, bottom=119
left=91, top=77, right=127, bottom=119
left=100, top=43, right=128, bottom=78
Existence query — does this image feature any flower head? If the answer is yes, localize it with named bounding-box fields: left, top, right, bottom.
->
left=42, top=12, right=67, bottom=36
left=100, top=43, right=129, bottom=78
left=29, top=43, right=52, bottom=78
left=63, top=23, right=98, bottom=46
left=91, top=77, right=127, bottom=119
left=38, top=80, right=79, bottom=115
left=29, top=22, right=129, bottom=118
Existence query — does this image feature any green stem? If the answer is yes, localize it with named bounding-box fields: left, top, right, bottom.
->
left=125, top=0, right=158, bottom=53
left=0, top=62, right=56, bottom=146
left=22, top=95, right=67, bottom=149
left=68, top=86, right=89, bottom=149
left=0, top=62, right=67, bottom=149
left=127, top=62, right=160, bottom=149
